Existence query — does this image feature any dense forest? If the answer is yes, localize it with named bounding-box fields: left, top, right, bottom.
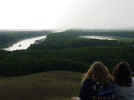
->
left=0, top=30, right=134, bottom=76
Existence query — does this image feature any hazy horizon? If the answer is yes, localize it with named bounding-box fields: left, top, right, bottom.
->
left=0, top=0, right=134, bottom=30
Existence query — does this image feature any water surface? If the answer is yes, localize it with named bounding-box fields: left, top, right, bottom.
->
left=80, top=35, right=116, bottom=40
left=4, top=35, right=47, bottom=51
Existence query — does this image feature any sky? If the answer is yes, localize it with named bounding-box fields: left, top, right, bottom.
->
left=0, top=0, right=134, bottom=30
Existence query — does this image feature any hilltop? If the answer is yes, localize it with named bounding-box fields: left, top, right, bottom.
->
left=0, top=71, right=81, bottom=100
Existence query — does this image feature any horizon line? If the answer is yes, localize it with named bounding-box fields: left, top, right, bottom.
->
left=0, top=28, right=134, bottom=32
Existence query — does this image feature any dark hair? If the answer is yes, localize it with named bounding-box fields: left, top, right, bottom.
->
left=112, top=61, right=132, bottom=87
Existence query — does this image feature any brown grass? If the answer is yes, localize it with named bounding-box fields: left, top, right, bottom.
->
left=0, top=71, right=82, bottom=100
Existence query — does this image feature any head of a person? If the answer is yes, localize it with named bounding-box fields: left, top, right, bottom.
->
left=112, top=61, right=132, bottom=87
left=83, top=61, right=113, bottom=84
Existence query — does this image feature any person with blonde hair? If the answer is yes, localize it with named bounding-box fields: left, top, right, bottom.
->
left=72, top=61, right=116, bottom=100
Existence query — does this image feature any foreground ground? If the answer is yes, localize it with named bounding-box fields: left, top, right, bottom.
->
left=0, top=71, right=82, bottom=100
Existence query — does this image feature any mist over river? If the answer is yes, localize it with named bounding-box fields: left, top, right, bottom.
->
left=3, top=35, right=47, bottom=51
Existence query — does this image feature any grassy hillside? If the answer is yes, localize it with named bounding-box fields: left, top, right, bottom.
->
left=0, top=71, right=82, bottom=100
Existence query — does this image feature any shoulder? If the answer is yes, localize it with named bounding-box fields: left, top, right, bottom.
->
left=132, top=77, right=134, bottom=81
left=82, top=77, right=95, bottom=86
left=131, top=77, right=134, bottom=85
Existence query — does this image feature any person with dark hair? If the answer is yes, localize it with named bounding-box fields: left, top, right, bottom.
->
left=112, top=61, right=134, bottom=100
left=72, top=61, right=116, bottom=100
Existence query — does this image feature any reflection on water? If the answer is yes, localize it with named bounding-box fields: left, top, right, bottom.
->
left=4, top=35, right=47, bottom=51
left=80, top=35, right=116, bottom=40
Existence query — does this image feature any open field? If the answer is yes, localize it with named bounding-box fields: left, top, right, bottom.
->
left=0, top=71, right=82, bottom=100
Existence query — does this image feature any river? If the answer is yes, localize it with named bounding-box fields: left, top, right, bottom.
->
left=3, top=35, right=47, bottom=51
left=3, top=35, right=116, bottom=52
left=80, top=35, right=116, bottom=40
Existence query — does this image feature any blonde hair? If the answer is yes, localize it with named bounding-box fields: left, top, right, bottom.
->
left=82, top=61, right=113, bottom=84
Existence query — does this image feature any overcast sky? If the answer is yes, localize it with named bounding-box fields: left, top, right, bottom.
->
left=0, top=0, right=134, bottom=30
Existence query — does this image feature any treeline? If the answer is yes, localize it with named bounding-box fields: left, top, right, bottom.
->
left=53, top=29, right=134, bottom=37
left=30, top=31, right=125, bottom=50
